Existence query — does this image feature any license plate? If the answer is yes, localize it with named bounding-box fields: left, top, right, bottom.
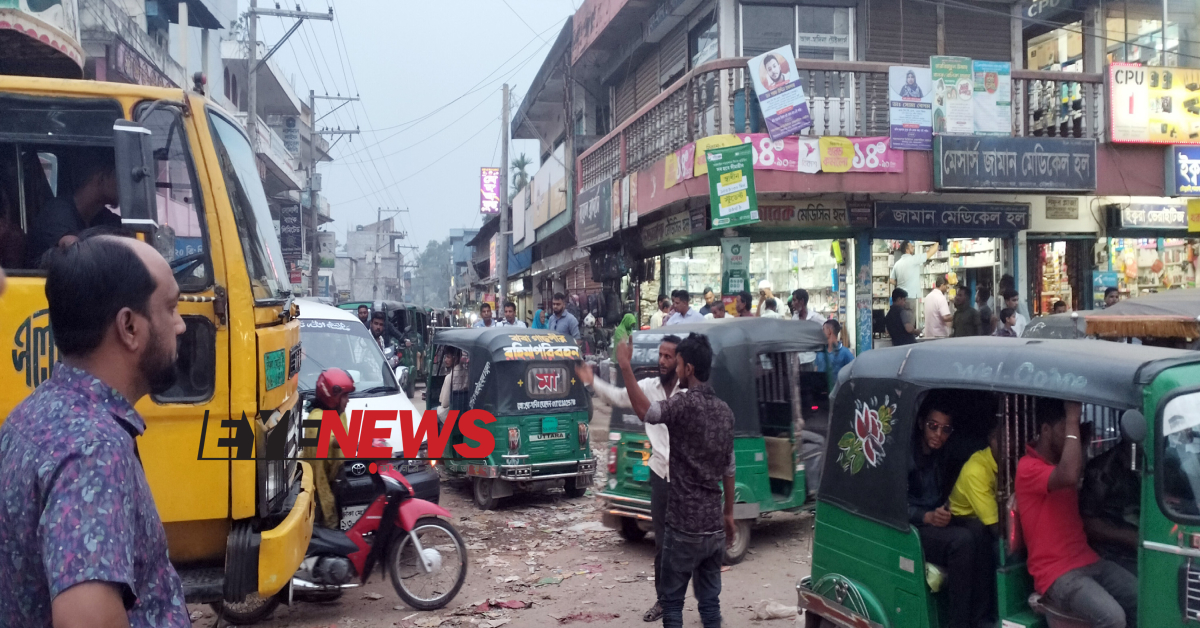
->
left=339, top=504, right=367, bottom=531
left=632, top=464, right=650, bottom=482
left=530, top=432, right=566, bottom=441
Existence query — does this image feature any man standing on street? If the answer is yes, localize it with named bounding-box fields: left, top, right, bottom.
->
left=548, top=292, right=581, bottom=339
left=699, top=287, right=716, bottom=316
left=1002, top=289, right=1028, bottom=337
left=924, top=276, right=953, bottom=339
left=0, top=234, right=189, bottom=626
left=618, top=334, right=736, bottom=628
left=734, top=291, right=754, bottom=317
left=575, top=335, right=682, bottom=623
left=498, top=301, right=527, bottom=327
left=649, top=295, right=671, bottom=329
left=760, top=298, right=784, bottom=319
left=665, top=289, right=704, bottom=325
left=790, top=288, right=826, bottom=323
left=889, top=241, right=938, bottom=307
left=473, top=302, right=496, bottom=328
left=885, top=288, right=919, bottom=346
left=951, top=288, right=981, bottom=337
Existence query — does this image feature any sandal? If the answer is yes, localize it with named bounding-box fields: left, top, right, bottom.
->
left=643, top=602, right=663, bottom=622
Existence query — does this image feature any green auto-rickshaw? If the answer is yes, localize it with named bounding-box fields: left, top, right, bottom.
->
left=378, top=300, right=430, bottom=398
left=597, top=318, right=831, bottom=563
left=427, top=327, right=597, bottom=509
left=798, top=337, right=1200, bottom=628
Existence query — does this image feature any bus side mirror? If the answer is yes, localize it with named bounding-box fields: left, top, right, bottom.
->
left=1121, top=409, right=1147, bottom=443
left=113, top=120, right=157, bottom=237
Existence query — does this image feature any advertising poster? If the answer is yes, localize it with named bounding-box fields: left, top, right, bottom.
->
left=888, top=66, right=934, bottom=150
left=706, top=143, right=759, bottom=228
left=664, top=143, right=696, bottom=188
left=1110, top=63, right=1200, bottom=144
left=694, top=134, right=740, bottom=176
left=931, top=56, right=974, bottom=134
left=1168, top=145, right=1200, bottom=195
left=721, top=237, right=752, bottom=295
left=575, top=178, right=613, bottom=247
left=746, top=45, right=813, bottom=140
left=279, top=204, right=302, bottom=263
left=818, top=137, right=854, bottom=173
left=1189, top=199, right=1200, bottom=233
left=972, top=60, right=1012, bottom=135
left=849, top=137, right=904, bottom=172
left=736, top=134, right=821, bottom=173
left=480, top=167, right=500, bottom=214
left=317, top=232, right=337, bottom=268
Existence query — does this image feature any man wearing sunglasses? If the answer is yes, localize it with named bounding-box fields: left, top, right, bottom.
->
left=908, top=399, right=994, bottom=628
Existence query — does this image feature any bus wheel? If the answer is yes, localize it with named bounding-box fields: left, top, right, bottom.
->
left=473, top=477, right=501, bottom=510
left=618, top=517, right=647, bottom=542
left=722, top=519, right=751, bottom=565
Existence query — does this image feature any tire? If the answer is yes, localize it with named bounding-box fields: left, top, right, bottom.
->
left=210, top=594, right=280, bottom=625
left=387, top=517, right=468, bottom=611
left=723, top=519, right=752, bottom=565
left=564, top=482, right=587, bottom=498
left=618, top=517, right=647, bottom=542
left=473, top=477, right=501, bottom=510
left=405, top=377, right=415, bottom=399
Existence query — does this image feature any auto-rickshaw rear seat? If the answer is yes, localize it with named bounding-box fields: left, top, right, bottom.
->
left=763, top=436, right=794, bottom=481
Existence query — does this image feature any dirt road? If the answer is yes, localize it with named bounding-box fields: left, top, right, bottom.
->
left=189, top=391, right=814, bottom=628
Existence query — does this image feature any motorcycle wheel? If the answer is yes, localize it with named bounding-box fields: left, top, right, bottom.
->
left=210, top=593, right=280, bottom=625
left=387, top=517, right=468, bottom=610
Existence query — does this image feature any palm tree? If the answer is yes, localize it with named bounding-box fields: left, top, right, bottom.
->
left=510, top=153, right=532, bottom=194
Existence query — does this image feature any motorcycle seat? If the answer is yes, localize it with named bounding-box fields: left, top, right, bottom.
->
left=309, top=525, right=361, bottom=555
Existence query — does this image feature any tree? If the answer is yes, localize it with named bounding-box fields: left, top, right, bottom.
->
left=510, top=153, right=531, bottom=196
left=410, top=238, right=453, bottom=308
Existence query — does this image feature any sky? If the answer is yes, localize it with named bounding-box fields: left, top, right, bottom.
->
left=249, top=0, right=577, bottom=250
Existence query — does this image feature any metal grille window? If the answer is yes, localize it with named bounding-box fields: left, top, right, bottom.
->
left=526, top=366, right=569, bottom=398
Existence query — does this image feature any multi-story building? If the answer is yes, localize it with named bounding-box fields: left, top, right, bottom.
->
left=339, top=218, right=405, bottom=302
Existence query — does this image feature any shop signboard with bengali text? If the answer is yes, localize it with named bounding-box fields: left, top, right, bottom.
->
left=640, top=206, right=708, bottom=249
left=480, top=167, right=500, bottom=214
left=575, top=178, right=613, bottom=247
left=875, top=201, right=1030, bottom=232
left=746, top=45, right=813, bottom=140
left=752, top=201, right=850, bottom=229
left=1110, top=63, right=1200, bottom=145
left=280, top=204, right=303, bottom=263
left=706, top=143, right=759, bottom=228
left=934, top=135, right=1096, bottom=191
left=1167, top=145, right=1200, bottom=196
left=1117, top=203, right=1187, bottom=230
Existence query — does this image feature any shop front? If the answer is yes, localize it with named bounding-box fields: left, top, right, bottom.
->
left=1021, top=195, right=1103, bottom=316
left=1099, top=202, right=1198, bottom=302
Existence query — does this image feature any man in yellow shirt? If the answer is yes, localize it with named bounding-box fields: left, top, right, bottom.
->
left=949, top=426, right=1001, bottom=536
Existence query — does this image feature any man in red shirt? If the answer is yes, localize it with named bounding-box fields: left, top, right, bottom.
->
left=1016, top=400, right=1137, bottom=628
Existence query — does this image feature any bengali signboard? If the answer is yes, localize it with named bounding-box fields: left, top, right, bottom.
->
left=934, top=135, right=1096, bottom=191
left=576, top=178, right=613, bottom=247
left=754, top=202, right=851, bottom=229
left=1110, top=63, right=1200, bottom=145
left=1167, top=145, right=1200, bottom=196
left=480, top=167, right=500, bottom=214
left=706, top=143, right=759, bottom=228
left=1045, top=196, right=1080, bottom=220
left=746, top=45, right=813, bottom=140
left=279, top=204, right=303, bottom=263
left=640, top=206, right=708, bottom=249
left=875, top=202, right=1030, bottom=232
left=1116, top=203, right=1187, bottom=229
left=889, top=66, right=934, bottom=150
left=931, top=56, right=974, bottom=134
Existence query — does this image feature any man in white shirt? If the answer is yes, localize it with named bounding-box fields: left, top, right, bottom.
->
left=1002, top=289, right=1029, bottom=337
left=704, top=300, right=733, bottom=322
left=575, top=335, right=682, bottom=623
left=889, top=241, right=939, bottom=301
left=789, top=288, right=827, bottom=324
left=923, top=276, right=953, bottom=338
left=665, top=289, right=705, bottom=325
left=649, top=296, right=671, bottom=329
left=496, top=301, right=527, bottom=327
left=760, top=297, right=784, bottom=319
left=472, top=302, right=496, bottom=328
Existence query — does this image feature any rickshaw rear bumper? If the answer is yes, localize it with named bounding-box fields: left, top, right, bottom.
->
left=597, top=492, right=653, bottom=526
left=467, top=457, right=597, bottom=482
left=795, top=578, right=884, bottom=628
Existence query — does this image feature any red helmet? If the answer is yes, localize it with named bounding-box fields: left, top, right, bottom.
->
left=315, top=368, right=355, bottom=408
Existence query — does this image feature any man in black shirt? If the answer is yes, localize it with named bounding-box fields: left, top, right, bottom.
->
left=619, top=334, right=735, bottom=628
left=26, top=148, right=121, bottom=267
left=885, top=288, right=918, bottom=345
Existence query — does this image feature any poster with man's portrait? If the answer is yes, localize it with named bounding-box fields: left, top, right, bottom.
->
left=747, top=45, right=812, bottom=140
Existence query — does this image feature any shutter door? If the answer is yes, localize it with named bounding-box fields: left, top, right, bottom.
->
left=635, top=50, right=661, bottom=109
left=945, top=0, right=1011, bottom=61
left=659, top=23, right=688, bottom=86
left=614, top=73, right=636, bottom=125
left=864, top=0, right=938, bottom=64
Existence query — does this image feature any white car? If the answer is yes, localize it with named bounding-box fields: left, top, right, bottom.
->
left=296, top=300, right=438, bottom=502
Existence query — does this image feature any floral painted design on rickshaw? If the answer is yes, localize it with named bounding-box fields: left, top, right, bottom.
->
left=837, top=396, right=896, bottom=474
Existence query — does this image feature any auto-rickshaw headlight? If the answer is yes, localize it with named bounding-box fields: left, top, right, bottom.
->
left=578, top=422, right=589, bottom=449
left=508, top=427, right=521, bottom=454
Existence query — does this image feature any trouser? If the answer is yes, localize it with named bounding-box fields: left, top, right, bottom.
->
left=659, top=524, right=725, bottom=628
left=1045, top=560, right=1138, bottom=628
left=917, top=517, right=995, bottom=628
left=650, top=469, right=668, bottom=602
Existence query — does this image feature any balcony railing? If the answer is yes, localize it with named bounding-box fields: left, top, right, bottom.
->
left=577, top=57, right=1105, bottom=191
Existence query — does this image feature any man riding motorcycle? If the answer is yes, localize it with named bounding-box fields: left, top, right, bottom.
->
left=306, top=368, right=354, bottom=529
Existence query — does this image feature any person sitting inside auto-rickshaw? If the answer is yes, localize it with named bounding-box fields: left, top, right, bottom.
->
left=907, top=398, right=994, bottom=628
left=1016, top=399, right=1137, bottom=628
left=1080, top=436, right=1140, bottom=576
left=437, top=347, right=470, bottom=421
left=948, top=424, right=1002, bottom=537
left=306, top=368, right=354, bottom=529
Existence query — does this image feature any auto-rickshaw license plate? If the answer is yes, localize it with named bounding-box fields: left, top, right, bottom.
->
left=530, top=432, right=566, bottom=441
left=632, top=464, right=650, bottom=482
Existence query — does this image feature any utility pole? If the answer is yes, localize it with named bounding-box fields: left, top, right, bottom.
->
left=247, top=0, right=257, bottom=149
left=309, top=90, right=359, bottom=296
left=373, top=206, right=382, bottom=301
left=496, top=84, right=510, bottom=305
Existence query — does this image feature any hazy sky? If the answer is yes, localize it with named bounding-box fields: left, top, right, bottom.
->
left=250, top=0, right=577, bottom=250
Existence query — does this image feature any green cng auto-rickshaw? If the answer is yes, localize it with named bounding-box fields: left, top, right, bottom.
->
left=378, top=300, right=430, bottom=398
left=797, top=337, right=1200, bottom=628
left=597, top=318, right=831, bottom=563
left=427, top=327, right=597, bottom=509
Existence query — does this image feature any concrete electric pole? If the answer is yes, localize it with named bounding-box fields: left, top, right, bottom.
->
left=309, top=90, right=358, bottom=295
left=496, top=84, right=510, bottom=305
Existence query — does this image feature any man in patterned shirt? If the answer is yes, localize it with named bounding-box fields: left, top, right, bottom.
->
left=617, top=333, right=736, bottom=628
left=0, top=233, right=189, bottom=627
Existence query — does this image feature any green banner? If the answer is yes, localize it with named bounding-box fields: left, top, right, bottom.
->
left=706, top=143, right=759, bottom=228
left=721, top=237, right=751, bottom=295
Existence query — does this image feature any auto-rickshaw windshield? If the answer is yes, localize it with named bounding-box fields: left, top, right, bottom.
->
left=1160, top=391, right=1200, bottom=521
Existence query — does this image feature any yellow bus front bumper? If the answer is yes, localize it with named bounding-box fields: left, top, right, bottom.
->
left=257, top=461, right=315, bottom=596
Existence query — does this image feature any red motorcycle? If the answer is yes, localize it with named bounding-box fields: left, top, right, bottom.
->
left=216, top=462, right=467, bottom=624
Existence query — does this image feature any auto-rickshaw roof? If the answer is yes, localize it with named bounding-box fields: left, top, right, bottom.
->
left=842, top=337, right=1200, bottom=409
left=1025, top=292, right=1200, bottom=340
left=432, top=327, right=582, bottom=362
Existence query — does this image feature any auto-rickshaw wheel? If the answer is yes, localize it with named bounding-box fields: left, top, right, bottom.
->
left=564, top=483, right=587, bottom=498
left=210, top=593, right=280, bottom=625
left=722, top=519, right=752, bottom=565
left=618, top=517, right=647, bottom=542
left=473, top=477, right=501, bottom=510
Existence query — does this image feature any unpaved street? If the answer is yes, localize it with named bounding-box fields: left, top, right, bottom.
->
left=189, top=392, right=814, bottom=628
